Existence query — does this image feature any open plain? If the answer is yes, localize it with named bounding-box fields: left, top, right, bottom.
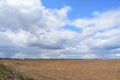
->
left=1, top=59, right=120, bottom=80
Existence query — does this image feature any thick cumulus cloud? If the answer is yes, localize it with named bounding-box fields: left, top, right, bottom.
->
left=0, top=0, right=70, bottom=31
left=0, top=0, right=120, bottom=59
left=0, top=0, right=78, bottom=58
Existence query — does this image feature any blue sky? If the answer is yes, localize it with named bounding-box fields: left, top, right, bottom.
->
left=42, top=0, right=120, bottom=18
left=0, top=0, right=120, bottom=59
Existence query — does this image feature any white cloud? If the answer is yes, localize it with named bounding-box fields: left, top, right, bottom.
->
left=0, top=0, right=70, bottom=31
left=0, top=0, right=73, bottom=48
left=72, top=9, right=120, bottom=37
left=6, top=0, right=40, bottom=8
left=71, top=9, right=120, bottom=53
left=12, top=52, right=27, bottom=59
left=115, top=54, right=120, bottom=57
left=0, top=52, right=5, bottom=58
left=109, top=53, right=120, bottom=59
left=81, top=53, right=98, bottom=59
left=0, top=0, right=120, bottom=59
left=4, top=30, right=37, bottom=47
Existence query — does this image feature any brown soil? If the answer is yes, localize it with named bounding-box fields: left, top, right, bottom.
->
left=1, top=60, right=120, bottom=80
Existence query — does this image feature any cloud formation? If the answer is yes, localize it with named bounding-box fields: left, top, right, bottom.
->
left=0, top=0, right=120, bottom=59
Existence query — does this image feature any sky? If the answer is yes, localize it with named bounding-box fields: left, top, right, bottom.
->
left=0, top=0, right=120, bottom=59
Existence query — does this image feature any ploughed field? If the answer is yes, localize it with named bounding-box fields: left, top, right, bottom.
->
left=1, top=59, right=120, bottom=80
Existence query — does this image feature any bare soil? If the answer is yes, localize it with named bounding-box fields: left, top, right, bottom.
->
left=1, top=60, right=120, bottom=80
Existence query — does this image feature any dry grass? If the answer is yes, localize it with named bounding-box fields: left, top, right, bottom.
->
left=1, top=59, right=120, bottom=80
left=0, top=61, right=33, bottom=80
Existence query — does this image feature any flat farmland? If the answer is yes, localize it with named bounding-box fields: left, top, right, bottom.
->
left=1, top=60, right=120, bottom=80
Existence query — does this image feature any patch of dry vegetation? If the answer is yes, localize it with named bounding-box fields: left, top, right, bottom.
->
left=0, top=61, right=33, bottom=80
